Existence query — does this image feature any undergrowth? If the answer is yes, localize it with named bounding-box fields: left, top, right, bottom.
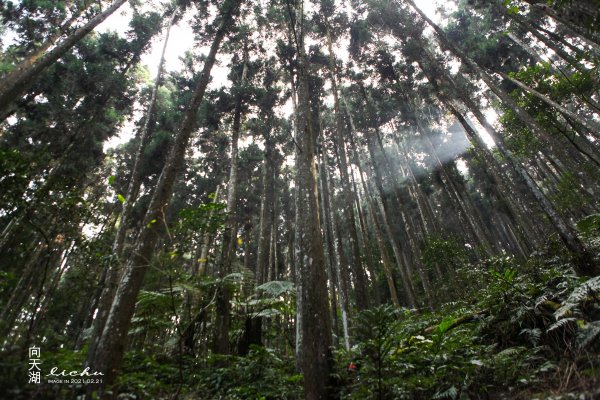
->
left=2, top=217, right=599, bottom=400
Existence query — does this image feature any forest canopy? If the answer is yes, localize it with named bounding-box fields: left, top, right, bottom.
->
left=0, top=0, right=599, bottom=399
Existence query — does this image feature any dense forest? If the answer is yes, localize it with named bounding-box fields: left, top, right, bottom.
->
left=0, top=0, right=599, bottom=398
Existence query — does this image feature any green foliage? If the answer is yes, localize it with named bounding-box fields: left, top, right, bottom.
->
left=256, top=280, right=295, bottom=297
left=500, top=63, right=599, bottom=170
left=236, top=281, right=296, bottom=319
left=197, top=346, right=303, bottom=399
left=129, top=289, right=182, bottom=346
left=116, top=351, right=181, bottom=398
left=551, top=171, right=594, bottom=214
left=177, top=200, right=227, bottom=236
left=422, top=235, right=468, bottom=270
left=576, top=213, right=600, bottom=240
left=333, top=238, right=600, bottom=399
left=503, top=0, right=520, bottom=15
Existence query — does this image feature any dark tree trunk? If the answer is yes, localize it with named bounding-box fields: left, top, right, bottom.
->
left=86, top=13, right=176, bottom=365
left=89, top=1, right=242, bottom=391
left=404, top=9, right=597, bottom=274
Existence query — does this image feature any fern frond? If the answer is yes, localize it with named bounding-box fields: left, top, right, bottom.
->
left=578, top=320, right=600, bottom=349
left=547, top=317, right=576, bottom=333
left=433, top=385, right=458, bottom=399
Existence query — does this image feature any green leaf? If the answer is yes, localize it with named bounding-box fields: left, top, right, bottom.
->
left=256, top=281, right=295, bottom=297
left=254, top=308, right=281, bottom=318
left=576, top=213, right=600, bottom=238
left=108, top=175, right=116, bottom=186
left=437, top=316, right=455, bottom=334
left=578, top=321, right=600, bottom=349
left=117, top=194, right=126, bottom=203
left=434, top=385, right=458, bottom=399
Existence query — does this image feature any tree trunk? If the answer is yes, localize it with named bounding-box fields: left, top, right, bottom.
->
left=0, top=245, right=44, bottom=343
left=89, top=1, right=242, bottom=390
left=213, top=47, right=248, bottom=356
left=86, top=13, right=176, bottom=365
left=342, top=96, right=419, bottom=308
left=531, top=3, right=600, bottom=52
left=357, top=163, right=404, bottom=307
left=495, top=69, right=600, bottom=139
left=405, top=3, right=597, bottom=275
left=0, top=0, right=130, bottom=118
left=291, top=4, right=333, bottom=394
left=196, top=185, right=222, bottom=276
left=256, top=135, right=275, bottom=286
left=325, top=24, right=369, bottom=310
left=319, top=144, right=350, bottom=349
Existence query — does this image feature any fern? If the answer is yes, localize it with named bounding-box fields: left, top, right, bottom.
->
left=555, top=276, right=600, bottom=319
left=256, top=280, right=295, bottom=297
left=495, top=346, right=526, bottom=359
left=547, top=317, right=577, bottom=333
left=136, top=290, right=174, bottom=314
left=534, top=294, right=548, bottom=310
left=520, top=328, right=541, bottom=346
left=433, top=385, right=458, bottom=399
left=577, top=320, right=600, bottom=349
left=253, top=308, right=281, bottom=318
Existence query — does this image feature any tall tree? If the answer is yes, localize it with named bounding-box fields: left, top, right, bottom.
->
left=402, top=0, right=598, bottom=276
left=89, top=0, right=243, bottom=389
left=286, top=0, right=333, bottom=397
left=0, top=0, right=130, bottom=117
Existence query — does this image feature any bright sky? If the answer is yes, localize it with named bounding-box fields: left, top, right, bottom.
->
left=99, top=0, right=446, bottom=78
left=98, top=0, right=450, bottom=148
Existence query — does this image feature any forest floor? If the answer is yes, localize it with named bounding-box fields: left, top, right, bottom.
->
left=2, top=224, right=599, bottom=400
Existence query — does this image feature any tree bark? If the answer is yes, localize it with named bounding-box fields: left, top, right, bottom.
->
left=213, top=46, right=248, bottom=356
left=0, top=0, right=130, bottom=118
left=290, top=3, right=333, bottom=395
left=89, top=1, right=242, bottom=390
left=405, top=1, right=597, bottom=275
left=86, top=13, right=176, bottom=365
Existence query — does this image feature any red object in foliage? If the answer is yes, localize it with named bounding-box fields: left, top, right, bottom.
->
left=348, top=362, right=358, bottom=372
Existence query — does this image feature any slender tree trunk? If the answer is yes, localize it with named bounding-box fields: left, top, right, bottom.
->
left=348, top=163, right=382, bottom=305
left=291, top=4, right=333, bottom=394
left=25, top=243, right=74, bottom=344
left=0, top=0, right=130, bottom=117
left=325, top=24, right=369, bottom=310
left=495, top=69, right=600, bottom=138
left=507, top=12, right=588, bottom=70
left=86, top=13, right=176, bottom=365
left=405, top=11, right=596, bottom=274
left=196, top=185, right=222, bottom=276
left=213, top=48, right=248, bottom=356
left=532, top=3, right=600, bottom=52
left=289, top=76, right=304, bottom=364
left=14, top=6, right=85, bottom=74
left=418, top=55, right=541, bottom=242
left=342, top=97, right=419, bottom=308
left=89, top=1, right=242, bottom=390
left=529, top=19, right=592, bottom=61
left=408, top=129, right=494, bottom=255
left=0, top=245, right=44, bottom=343
left=317, top=148, right=341, bottom=345
left=357, top=165, right=403, bottom=307
left=256, top=136, right=275, bottom=286
left=319, top=143, right=351, bottom=349
left=405, top=0, right=591, bottom=164
left=506, top=32, right=546, bottom=64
